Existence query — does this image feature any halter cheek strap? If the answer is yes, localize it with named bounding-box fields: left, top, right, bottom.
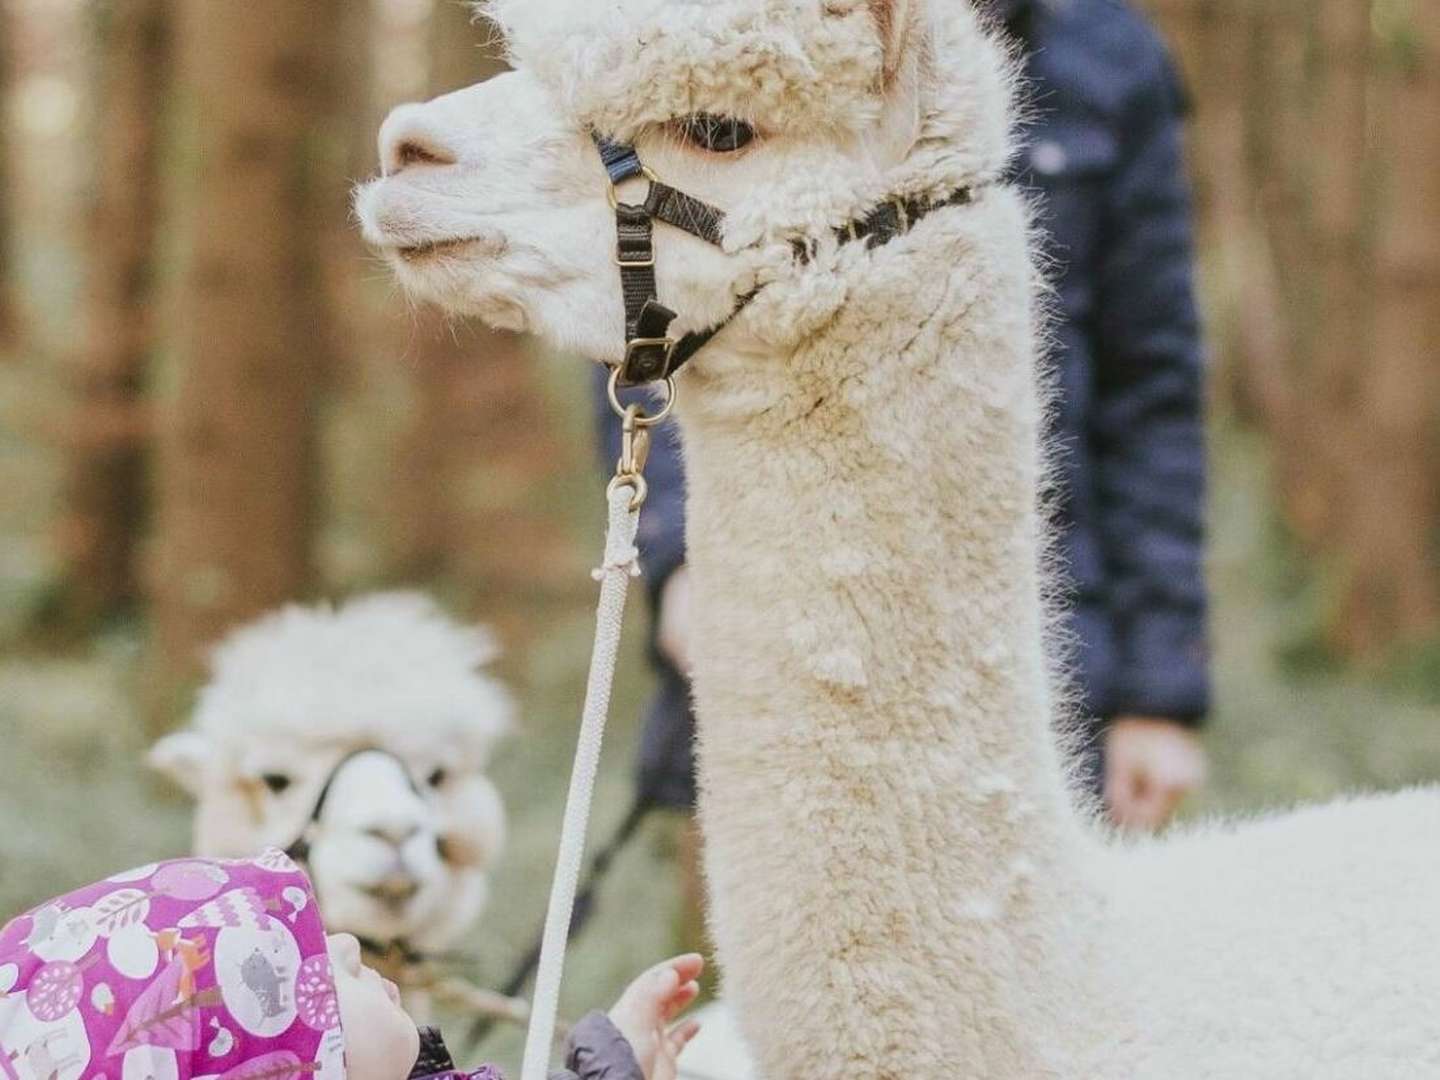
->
left=600, top=138, right=734, bottom=385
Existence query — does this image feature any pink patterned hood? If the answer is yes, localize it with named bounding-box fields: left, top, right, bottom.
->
left=0, top=853, right=345, bottom=1080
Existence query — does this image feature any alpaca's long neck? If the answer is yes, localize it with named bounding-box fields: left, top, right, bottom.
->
left=676, top=190, right=1108, bottom=1077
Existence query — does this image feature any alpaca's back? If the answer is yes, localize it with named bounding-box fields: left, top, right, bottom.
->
left=1104, top=787, right=1440, bottom=1077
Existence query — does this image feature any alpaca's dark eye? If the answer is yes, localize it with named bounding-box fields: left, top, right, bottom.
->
left=679, top=114, right=756, bottom=153
left=260, top=773, right=292, bottom=795
left=427, top=767, right=449, bottom=789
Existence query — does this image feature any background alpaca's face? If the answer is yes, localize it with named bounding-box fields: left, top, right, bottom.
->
left=155, top=733, right=506, bottom=954
left=354, top=0, right=923, bottom=360
left=149, top=595, right=513, bottom=954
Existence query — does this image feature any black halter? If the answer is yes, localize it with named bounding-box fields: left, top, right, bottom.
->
left=596, top=136, right=982, bottom=387
left=282, top=746, right=423, bottom=864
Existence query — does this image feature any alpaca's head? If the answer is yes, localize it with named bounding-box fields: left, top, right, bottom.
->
left=354, top=0, right=1015, bottom=359
left=149, top=593, right=512, bottom=954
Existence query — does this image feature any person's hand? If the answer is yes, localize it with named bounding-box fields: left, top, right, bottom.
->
left=657, top=566, right=693, bottom=674
left=1103, top=717, right=1207, bottom=832
left=608, top=954, right=704, bottom=1080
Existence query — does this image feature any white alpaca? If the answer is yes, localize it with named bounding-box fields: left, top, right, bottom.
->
left=150, top=593, right=512, bottom=962
left=356, top=2, right=1440, bottom=1076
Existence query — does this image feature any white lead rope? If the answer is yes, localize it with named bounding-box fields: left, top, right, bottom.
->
left=520, top=482, right=643, bottom=1080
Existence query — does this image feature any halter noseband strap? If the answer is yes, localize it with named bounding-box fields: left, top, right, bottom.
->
left=596, top=135, right=982, bottom=388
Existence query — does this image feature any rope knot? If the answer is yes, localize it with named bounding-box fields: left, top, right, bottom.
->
left=591, top=545, right=642, bottom=580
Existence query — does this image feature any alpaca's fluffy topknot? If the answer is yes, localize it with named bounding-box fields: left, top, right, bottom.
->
left=192, top=592, right=513, bottom=758
left=482, top=0, right=890, bottom=140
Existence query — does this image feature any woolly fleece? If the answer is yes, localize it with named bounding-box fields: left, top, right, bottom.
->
left=359, top=2, right=1440, bottom=1075
left=485, top=0, right=892, bottom=142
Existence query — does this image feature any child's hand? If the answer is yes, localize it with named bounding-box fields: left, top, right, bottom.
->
left=608, top=954, right=704, bottom=1080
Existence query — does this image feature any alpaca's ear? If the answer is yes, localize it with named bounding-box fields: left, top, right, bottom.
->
left=467, top=622, right=503, bottom=668
left=870, top=0, right=918, bottom=83
left=148, top=730, right=214, bottom=798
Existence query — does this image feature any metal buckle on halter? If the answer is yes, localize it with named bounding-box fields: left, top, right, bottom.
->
left=615, top=245, right=655, bottom=269
left=620, top=336, right=677, bottom=385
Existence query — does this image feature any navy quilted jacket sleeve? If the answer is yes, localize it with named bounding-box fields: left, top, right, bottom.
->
left=1082, top=16, right=1209, bottom=721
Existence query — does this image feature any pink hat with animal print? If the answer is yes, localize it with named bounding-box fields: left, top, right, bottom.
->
left=0, top=853, right=345, bottom=1080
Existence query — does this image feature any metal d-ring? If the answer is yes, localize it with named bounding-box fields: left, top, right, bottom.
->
left=606, top=365, right=676, bottom=428
left=605, top=164, right=661, bottom=211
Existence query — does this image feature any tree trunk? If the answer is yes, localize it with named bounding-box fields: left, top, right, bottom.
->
left=1136, top=1, right=1440, bottom=658
left=151, top=1, right=345, bottom=693
left=323, top=0, right=381, bottom=382
left=0, top=2, right=20, bottom=351
left=53, top=0, right=172, bottom=627
left=1144, top=0, right=1300, bottom=432
left=1327, top=5, right=1440, bottom=655
left=1291, top=0, right=1378, bottom=640
left=389, top=0, right=571, bottom=598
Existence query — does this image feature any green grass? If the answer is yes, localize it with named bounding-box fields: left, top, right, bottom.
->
left=1194, top=431, right=1440, bottom=815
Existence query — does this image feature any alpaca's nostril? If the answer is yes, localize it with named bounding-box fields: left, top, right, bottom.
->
left=363, top=874, right=420, bottom=906
left=378, top=105, right=460, bottom=175
left=436, top=835, right=461, bottom=864
left=397, top=140, right=452, bottom=169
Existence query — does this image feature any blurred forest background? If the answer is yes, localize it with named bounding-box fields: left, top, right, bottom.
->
left=1, top=0, right=1438, bottom=1063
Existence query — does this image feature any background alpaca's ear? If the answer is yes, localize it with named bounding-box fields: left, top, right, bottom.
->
left=148, top=730, right=214, bottom=798
left=870, top=0, right=918, bottom=84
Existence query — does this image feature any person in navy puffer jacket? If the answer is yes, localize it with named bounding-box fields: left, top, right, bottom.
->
left=594, top=0, right=1210, bottom=833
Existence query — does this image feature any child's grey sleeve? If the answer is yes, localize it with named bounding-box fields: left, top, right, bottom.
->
left=550, top=1011, right=645, bottom=1080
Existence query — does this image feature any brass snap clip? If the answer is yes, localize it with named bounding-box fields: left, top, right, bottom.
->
left=605, top=365, right=676, bottom=511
